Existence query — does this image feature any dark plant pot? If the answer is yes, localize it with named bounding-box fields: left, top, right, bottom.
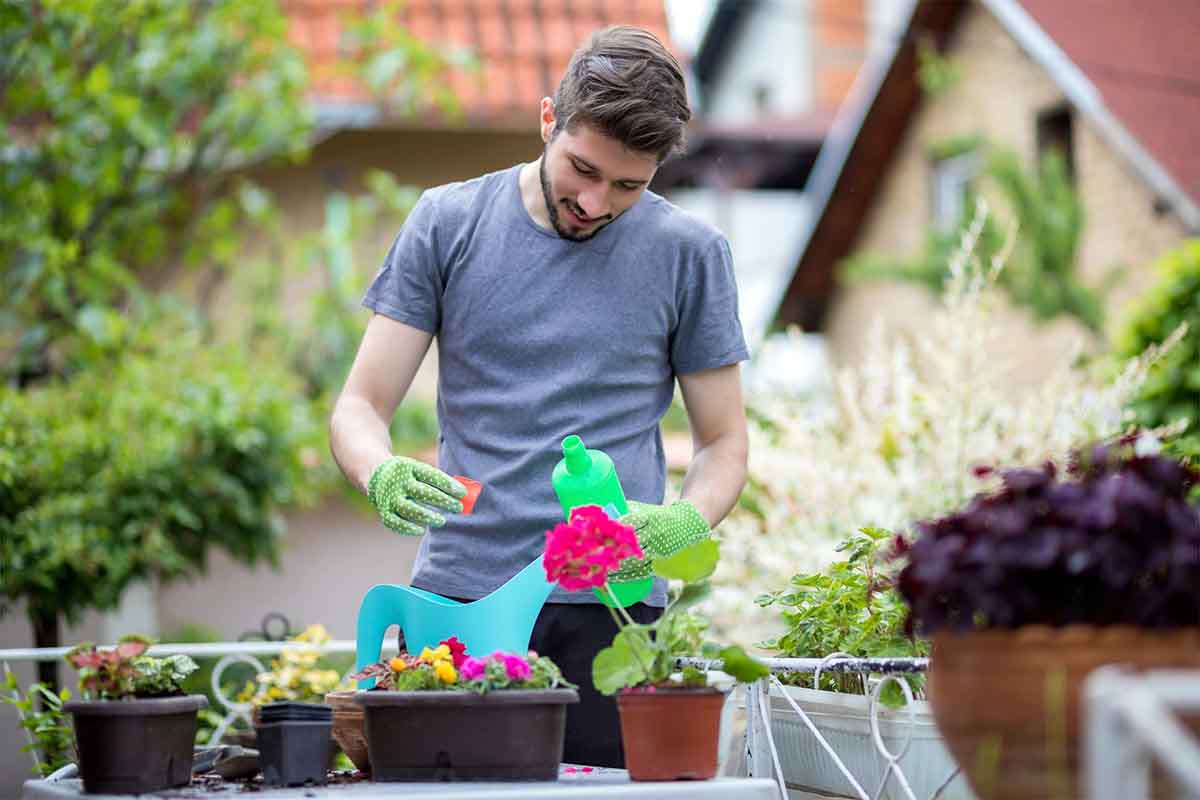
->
left=355, top=688, right=578, bottom=781
left=255, top=703, right=333, bottom=787
left=929, top=626, right=1200, bottom=800
left=64, top=694, right=207, bottom=794
left=617, top=687, right=726, bottom=781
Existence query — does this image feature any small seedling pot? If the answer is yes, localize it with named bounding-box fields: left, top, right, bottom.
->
left=355, top=688, right=578, bottom=781
left=255, top=701, right=334, bottom=786
left=65, top=694, right=207, bottom=794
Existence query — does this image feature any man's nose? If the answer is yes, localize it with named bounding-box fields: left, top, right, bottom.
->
left=577, top=188, right=610, bottom=220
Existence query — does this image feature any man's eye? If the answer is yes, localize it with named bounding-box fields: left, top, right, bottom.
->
left=619, top=183, right=641, bottom=191
left=573, top=162, right=595, bottom=176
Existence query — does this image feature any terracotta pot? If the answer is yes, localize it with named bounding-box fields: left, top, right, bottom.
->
left=928, top=626, right=1200, bottom=800
left=617, top=687, right=726, bottom=781
left=324, top=691, right=370, bottom=774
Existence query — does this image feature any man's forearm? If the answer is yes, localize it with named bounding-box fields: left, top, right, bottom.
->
left=678, top=431, right=749, bottom=528
left=329, top=394, right=395, bottom=495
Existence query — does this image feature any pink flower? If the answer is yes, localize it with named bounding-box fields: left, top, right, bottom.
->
left=543, top=505, right=643, bottom=591
left=459, top=656, right=487, bottom=681
left=495, top=652, right=531, bottom=681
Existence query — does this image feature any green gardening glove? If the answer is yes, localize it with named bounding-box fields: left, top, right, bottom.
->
left=367, top=456, right=467, bottom=536
left=609, top=499, right=712, bottom=584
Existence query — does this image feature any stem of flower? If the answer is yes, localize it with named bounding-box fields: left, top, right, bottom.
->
left=602, top=582, right=658, bottom=684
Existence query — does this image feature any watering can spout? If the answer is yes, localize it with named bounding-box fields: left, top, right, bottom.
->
left=355, top=553, right=554, bottom=687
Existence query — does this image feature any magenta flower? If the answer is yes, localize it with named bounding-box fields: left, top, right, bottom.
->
left=496, top=652, right=531, bottom=681
left=543, top=505, right=643, bottom=591
left=459, top=656, right=487, bottom=681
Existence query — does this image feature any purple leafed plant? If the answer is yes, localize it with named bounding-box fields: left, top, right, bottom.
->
left=894, top=439, right=1200, bottom=635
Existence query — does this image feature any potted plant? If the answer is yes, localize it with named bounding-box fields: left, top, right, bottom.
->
left=62, top=635, right=206, bottom=794
left=895, top=438, right=1200, bottom=800
left=351, top=637, right=578, bottom=781
left=542, top=504, right=769, bottom=781
left=758, top=526, right=968, bottom=799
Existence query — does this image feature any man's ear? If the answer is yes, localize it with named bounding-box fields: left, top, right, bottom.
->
left=539, top=97, right=556, bottom=143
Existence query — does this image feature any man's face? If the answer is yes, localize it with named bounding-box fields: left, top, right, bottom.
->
left=538, top=122, right=659, bottom=242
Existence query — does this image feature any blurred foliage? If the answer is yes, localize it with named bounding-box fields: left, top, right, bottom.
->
left=916, top=38, right=960, bottom=97
left=2, top=667, right=73, bottom=777
left=0, top=0, right=455, bottom=652
left=843, top=146, right=1115, bottom=334
left=0, top=320, right=324, bottom=633
left=0, top=0, right=311, bottom=381
left=1116, top=240, right=1200, bottom=465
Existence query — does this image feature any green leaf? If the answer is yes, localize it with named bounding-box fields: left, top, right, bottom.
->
left=592, top=630, right=649, bottom=695
left=653, top=539, right=719, bottom=583
left=719, top=645, right=769, bottom=683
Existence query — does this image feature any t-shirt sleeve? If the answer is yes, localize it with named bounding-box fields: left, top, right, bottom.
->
left=670, top=234, right=750, bottom=374
left=361, top=191, right=444, bottom=334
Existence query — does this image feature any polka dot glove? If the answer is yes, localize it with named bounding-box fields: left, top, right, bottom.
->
left=367, top=456, right=467, bottom=536
left=609, top=499, right=711, bottom=584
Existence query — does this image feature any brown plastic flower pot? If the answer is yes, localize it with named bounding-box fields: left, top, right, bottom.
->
left=617, top=687, right=726, bottom=781
left=355, top=688, right=579, bottom=781
left=64, top=694, right=208, bottom=794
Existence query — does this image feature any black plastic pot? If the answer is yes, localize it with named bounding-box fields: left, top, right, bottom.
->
left=355, top=688, right=579, bottom=781
left=64, top=694, right=207, bottom=794
left=255, top=702, right=334, bottom=786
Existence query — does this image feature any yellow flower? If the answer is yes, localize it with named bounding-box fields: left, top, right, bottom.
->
left=267, top=687, right=284, bottom=699
left=434, top=661, right=457, bottom=685
left=432, top=644, right=451, bottom=661
left=389, top=657, right=407, bottom=673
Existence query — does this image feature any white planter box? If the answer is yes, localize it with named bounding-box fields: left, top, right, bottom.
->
left=769, top=685, right=974, bottom=800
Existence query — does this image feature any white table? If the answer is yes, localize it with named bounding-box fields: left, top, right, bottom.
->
left=22, top=766, right=780, bottom=799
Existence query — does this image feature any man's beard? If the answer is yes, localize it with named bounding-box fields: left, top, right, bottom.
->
left=539, top=155, right=610, bottom=242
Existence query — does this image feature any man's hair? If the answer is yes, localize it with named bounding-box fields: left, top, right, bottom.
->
left=552, top=25, right=691, bottom=161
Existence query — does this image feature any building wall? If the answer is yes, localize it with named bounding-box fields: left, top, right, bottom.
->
left=707, top=3, right=815, bottom=121
left=824, top=3, right=1190, bottom=380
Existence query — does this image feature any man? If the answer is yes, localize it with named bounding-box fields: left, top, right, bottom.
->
left=329, top=25, right=749, bottom=767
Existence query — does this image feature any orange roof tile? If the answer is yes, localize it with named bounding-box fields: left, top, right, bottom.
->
left=283, top=0, right=676, bottom=130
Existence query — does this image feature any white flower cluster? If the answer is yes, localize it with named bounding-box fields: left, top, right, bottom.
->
left=708, top=204, right=1182, bottom=646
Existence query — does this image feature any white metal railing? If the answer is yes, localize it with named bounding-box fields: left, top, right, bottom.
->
left=681, top=655, right=961, bottom=800
left=1084, top=667, right=1200, bottom=800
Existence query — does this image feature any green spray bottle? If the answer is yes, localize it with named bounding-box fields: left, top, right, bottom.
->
left=551, top=434, right=651, bottom=607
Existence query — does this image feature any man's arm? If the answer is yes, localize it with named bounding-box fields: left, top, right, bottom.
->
left=329, top=314, right=434, bottom=495
left=676, top=363, right=750, bottom=527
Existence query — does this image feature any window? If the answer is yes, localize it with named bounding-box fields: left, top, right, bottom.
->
left=1036, top=105, right=1075, bottom=179
left=930, top=151, right=979, bottom=231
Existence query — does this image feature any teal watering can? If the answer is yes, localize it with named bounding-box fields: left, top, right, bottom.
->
left=354, top=552, right=555, bottom=688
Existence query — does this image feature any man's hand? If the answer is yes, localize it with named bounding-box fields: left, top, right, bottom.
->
left=609, top=499, right=712, bottom=583
left=367, top=456, right=467, bottom=536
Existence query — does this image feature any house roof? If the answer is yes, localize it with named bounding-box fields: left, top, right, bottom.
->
left=772, top=0, right=1200, bottom=332
left=283, top=0, right=676, bottom=132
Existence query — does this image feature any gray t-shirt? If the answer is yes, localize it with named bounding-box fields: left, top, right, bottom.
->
left=362, top=164, right=748, bottom=605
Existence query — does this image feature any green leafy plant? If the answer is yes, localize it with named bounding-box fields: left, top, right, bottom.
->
left=352, top=639, right=575, bottom=695
left=543, top=507, right=769, bottom=694
left=843, top=147, right=1111, bottom=333
left=757, top=527, right=927, bottom=705
left=1116, top=240, right=1199, bottom=468
left=65, top=636, right=199, bottom=700
left=2, top=666, right=74, bottom=777
left=0, top=326, right=323, bottom=681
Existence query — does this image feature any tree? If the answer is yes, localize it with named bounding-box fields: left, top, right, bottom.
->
left=0, top=0, right=455, bottom=685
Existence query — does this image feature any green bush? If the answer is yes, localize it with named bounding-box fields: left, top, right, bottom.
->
left=1116, top=239, right=1200, bottom=462
left=0, top=324, right=324, bottom=636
